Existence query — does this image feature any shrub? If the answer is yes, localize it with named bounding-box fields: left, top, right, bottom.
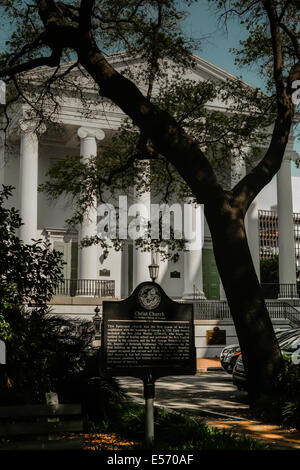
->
left=0, top=309, right=94, bottom=403
left=0, top=186, right=124, bottom=409
left=253, top=356, right=300, bottom=428
left=0, top=185, right=64, bottom=338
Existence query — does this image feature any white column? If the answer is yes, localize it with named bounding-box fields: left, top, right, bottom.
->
left=77, top=127, right=105, bottom=280
left=183, top=202, right=205, bottom=299
left=156, top=246, right=169, bottom=287
left=19, top=120, right=45, bottom=244
left=219, top=281, right=227, bottom=301
left=231, top=153, right=249, bottom=232
left=132, top=178, right=152, bottom=287
left=277, top=155, right=297, bottom=297
left=246, top=199, right=261, bottom=282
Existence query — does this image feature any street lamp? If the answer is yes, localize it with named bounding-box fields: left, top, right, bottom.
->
left=92, top=305, right=102, bottom=347
left=148, top=262, right=159, bottom=282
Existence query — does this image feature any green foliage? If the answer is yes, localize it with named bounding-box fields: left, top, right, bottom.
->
left=209, top=0, right=300, bottom=89
left=89, top=400, right=266, bottom=450
left=0, top=185, right=87, bottom=404
left=253, top=356, right=300, bottom=429
left=1, top=309, right=94, bottom=404
left=0, top=185, right=64, bottom=305
left=260, top=255, right=279, bottom=283
left=209, top=0, right=300, bottom=150
left=0, top=185, right=64, bottom=341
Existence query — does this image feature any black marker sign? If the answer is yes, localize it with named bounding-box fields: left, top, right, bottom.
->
left=102, top=282, right=196, bottom=380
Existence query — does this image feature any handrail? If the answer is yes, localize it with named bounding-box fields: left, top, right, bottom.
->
left=266, top=301, right=300, bottom=327
left=192, top=299, right=300, bottom=326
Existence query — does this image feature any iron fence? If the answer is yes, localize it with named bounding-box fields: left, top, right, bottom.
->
left=193, top=299, right=300, bottom=326
left=261, top=283, right=300, bottom=299
left=54, top=279, right=115, bottom=297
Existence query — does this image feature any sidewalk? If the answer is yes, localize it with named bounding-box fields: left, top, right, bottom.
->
left=197, top=358, right=223, bottom=371
left=195, top=362, right=300, bottom=449
left=118, top=371, right=300, bottom=451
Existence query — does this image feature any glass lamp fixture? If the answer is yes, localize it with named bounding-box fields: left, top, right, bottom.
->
left=148, top=262, right=159, bottom=282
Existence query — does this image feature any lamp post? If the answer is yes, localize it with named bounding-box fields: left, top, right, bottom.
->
left=146, top=259, right=159, bottom=446
left=92, top=305, right=102, bottom=348
left=148, top=262, right=159, bottom=282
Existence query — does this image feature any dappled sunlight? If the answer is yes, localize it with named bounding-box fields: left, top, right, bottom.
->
left=205, top=418, right=300, bottom=450
left=117, top=372, right=300, bottom=449
left=117, top=372, right=249, bottom=415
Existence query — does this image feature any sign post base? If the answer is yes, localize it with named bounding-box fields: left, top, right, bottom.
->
left=144, top=374, right=155, bottom=447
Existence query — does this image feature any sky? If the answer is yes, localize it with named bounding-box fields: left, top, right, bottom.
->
left=0, top=1, right=299, bottom=176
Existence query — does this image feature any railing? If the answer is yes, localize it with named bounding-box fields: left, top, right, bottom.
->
left=266, top=301, right=300, bottom=327
left=261, top=283, right=300, bottom=299
left=193, top=301, right=231, bottom=320
left=193, top=299, right=300, bottom=326
left=54, top=279, right=115, bottom=298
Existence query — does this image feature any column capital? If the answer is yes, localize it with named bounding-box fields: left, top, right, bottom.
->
left=77, top=127, right=105, bottom=141
left=19, top=119, right=46, bottom=136
left=283, top=150, right=299, bottom=162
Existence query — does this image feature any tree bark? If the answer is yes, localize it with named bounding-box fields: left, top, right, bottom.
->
left=204, top=193, right=283, bottom=404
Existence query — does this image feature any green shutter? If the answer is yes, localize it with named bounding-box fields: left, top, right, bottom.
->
left=70, top=242, right=78, bottom=280
left=54, top=241, right=78, bottom=281
left=202, top=248, right=220, bottom=300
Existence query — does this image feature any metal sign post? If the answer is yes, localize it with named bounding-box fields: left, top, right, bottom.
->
left=144, top=374, right=155, bottom=447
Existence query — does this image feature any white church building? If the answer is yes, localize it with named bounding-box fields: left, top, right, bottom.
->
left=1, top=53, right=299, bottom=357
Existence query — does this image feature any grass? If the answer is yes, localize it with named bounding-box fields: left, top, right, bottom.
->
left=84, top=400, right=267, bottom=451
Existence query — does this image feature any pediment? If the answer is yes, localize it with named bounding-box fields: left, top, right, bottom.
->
left=27, top=51, right=252, bottom=95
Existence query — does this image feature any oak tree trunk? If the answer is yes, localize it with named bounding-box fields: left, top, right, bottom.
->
left=205, top=195, right=283, bottom=404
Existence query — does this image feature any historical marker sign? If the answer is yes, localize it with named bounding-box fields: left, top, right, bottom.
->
left=102, top=282, right=196, bottom=380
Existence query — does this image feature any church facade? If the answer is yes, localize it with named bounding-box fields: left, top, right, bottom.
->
left=1, top=53, right=299, bottom=303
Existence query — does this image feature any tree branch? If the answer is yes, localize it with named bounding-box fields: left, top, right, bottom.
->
left=0, top=51, right=62, bottom=80
left=76, top=33, right=222, bottom=204
left=8, top=32, right=48, bottom=67
left=263, top=0, right=286, bottom=101
left=79, top=0, right=95, bottom=32
left=278, top=21, right=300, bottom=60
left=232, top=109, right=293, bottom=211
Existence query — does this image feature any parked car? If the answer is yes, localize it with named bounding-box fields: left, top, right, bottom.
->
left=220, top=328, right=296, bottom=375
left=220, top=344, right=241, bottom=374
left=232, top=328, right=300, bottom=391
